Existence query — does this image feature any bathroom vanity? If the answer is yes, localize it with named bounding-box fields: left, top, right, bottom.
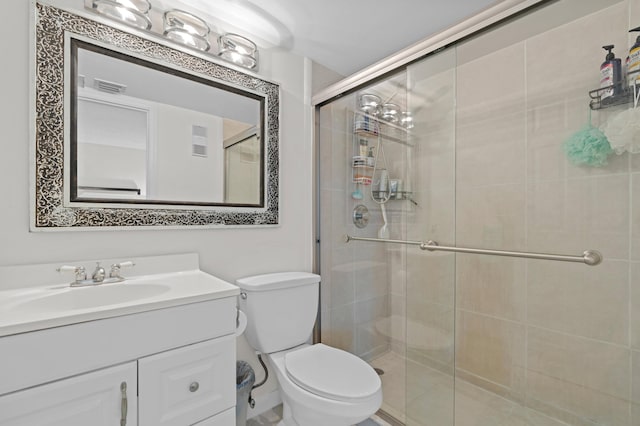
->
left=0, top=254, right=239, bottom=426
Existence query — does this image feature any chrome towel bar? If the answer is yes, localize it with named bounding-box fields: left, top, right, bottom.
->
left=343, top=235, right=602, bottom=266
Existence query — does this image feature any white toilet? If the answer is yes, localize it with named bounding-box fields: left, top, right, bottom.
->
left=237, top=272, right=382, bottom=426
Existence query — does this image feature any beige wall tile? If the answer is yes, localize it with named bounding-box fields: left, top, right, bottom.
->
left=456, top=254, right=526, bottom=322
left=406, top=188, right=455, bottom=244
left=406, top=250, right=454, bottom=307
left=457, top=43, right=525, bottom=116
left=324, top=246, right=355, bottom=309
left=355, top=259, right=388, bottom=302
left=457, top=183, right=527, bottom=250
left=527, top=327, right=631, bottom=425
left=527, top=175, right=630, bottom=259
left=355, top=296, right=389, bottom=358
left=319, top=103, right=350, bottom=192
left=528, top=260, right=629, bottom=344
left=407, top=305, right=454, bottom=369
left=456, top=311, right=525, bottom=394
left=633, top=350, right=640, bottom=405
left=322, top=304, right=355, bottom=353
left=526, top=2, right=627, bottom=99
left=630, top=262, right=640, bottom=348
left=633, top=174, right=640, bottom=260
left=455, top=43, right=526, bottom=189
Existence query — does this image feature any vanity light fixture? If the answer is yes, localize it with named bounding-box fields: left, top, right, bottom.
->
left=380, top=103, right=400, bottom=123
left=163, top=9, right=211, bottom=52
left=92, top=0, right=152, bottom=30
left=358, top=93, right=381, bottom=115
left=218, top=33, right=259, bottom=70
left=400, top=111, right=414, bottom=129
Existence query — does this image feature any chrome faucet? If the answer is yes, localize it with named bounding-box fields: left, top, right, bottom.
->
left=91, top=262, right=106, bottom=283
left=57, top=260, right=135, bottom=287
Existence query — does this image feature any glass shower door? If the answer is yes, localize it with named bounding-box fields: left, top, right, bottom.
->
left=403, top=48, right=457, bottom=426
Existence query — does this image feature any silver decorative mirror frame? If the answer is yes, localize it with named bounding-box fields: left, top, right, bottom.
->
left=33, top=3, right=279, bottom=229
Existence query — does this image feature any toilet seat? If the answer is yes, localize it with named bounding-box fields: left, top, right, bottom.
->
left=284, top=343, right=380, bottom=402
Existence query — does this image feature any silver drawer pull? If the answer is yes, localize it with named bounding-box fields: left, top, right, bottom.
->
left=120, top=382, right=128, bottom=426
left=189, top=381, right=200, bottom=392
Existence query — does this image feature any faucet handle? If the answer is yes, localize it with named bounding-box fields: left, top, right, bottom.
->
left=57, top=265, right=87, bottom=282
left=109, top=261, right=136, bottom=279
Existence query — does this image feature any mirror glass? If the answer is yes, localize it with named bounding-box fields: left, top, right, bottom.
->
left=33, top=3, right=279, bottom=229
left=72, top=40, right=263, bottom=206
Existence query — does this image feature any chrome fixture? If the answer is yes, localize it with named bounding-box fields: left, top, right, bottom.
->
left=358, top=93, right=381, bottom=115
left=89, top=1, right=260, bottom=70
left=91, top=262, right=106, bottom=283
left=57, top=260, right=136, bottom=286
left=352, top=205, right=370, bottom=228
left=218, top=33, right=259, bottom=70
left=92, top=0, right=151, bottom=30
left=163, top=9, right=211, bottom=52
left=380, top=103, right=400, bottom=122
left=400, top=111, right=414, bottom=129
left=109, top=261, right=136, bottom=279
left=344, top=235, right=603, bottom=266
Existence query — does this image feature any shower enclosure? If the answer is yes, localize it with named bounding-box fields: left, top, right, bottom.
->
left=316, top=0, right=638, bottom=425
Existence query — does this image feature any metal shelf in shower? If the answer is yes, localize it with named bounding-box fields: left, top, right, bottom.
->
left=344, top=234, right=603, bottom=266
left=353, top=111, right=414, bottom=146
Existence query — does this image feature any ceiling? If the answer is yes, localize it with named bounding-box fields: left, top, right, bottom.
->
left=153, top=0, right=502, bottom=76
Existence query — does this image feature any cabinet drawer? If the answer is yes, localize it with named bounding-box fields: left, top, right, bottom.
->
left=193, top=407, right=235, bottom=425
left=139, top=335, right=235, bottom=426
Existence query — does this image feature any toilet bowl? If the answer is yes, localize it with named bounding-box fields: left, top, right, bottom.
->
left=236, top=272, right=383, bottom=426
left=268, top=343, right=382, bottom=426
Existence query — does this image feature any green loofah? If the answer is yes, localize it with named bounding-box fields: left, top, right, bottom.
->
left=562, top=124, right=613, bottom=167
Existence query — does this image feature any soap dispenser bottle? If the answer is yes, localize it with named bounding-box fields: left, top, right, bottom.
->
left=628, top=27, right=640, bottom=88
left=600, top=44, right=623, bottom=104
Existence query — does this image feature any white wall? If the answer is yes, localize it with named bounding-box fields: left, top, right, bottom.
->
left=0, top=0, right=321, bottom=410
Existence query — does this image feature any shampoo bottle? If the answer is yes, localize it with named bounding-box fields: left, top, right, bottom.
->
left=628, top=27, right=640, bottom=88
left=600, top=45, right=623, bottom=104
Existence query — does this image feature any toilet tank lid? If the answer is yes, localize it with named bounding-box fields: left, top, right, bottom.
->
left=236, top=272, right=320, bottom=291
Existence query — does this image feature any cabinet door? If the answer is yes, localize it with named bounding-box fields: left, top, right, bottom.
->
left=139, top=335, right=235, bottom=426
left=0, top=362, right=137, bottom=426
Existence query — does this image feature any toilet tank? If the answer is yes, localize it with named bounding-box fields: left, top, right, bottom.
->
left=237, top=272, right=320, bottom=354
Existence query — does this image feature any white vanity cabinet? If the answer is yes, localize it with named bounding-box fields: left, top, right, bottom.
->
left=0, top=297, right=237, bottom=426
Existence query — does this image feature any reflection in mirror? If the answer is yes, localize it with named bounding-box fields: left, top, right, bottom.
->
left=72, top=40, right=264, bottom=206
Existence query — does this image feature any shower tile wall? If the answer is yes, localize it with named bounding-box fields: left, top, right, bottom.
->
left=446, top=1, right=638, bottom=425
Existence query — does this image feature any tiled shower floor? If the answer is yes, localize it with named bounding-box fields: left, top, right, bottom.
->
left=369, top=351, right=571, bottom=426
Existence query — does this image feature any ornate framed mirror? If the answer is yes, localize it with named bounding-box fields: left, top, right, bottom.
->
left=33, top=3, right=279, bottom=229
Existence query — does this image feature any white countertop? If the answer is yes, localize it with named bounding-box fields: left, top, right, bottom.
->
left=0, top=254, right=239, bottom=337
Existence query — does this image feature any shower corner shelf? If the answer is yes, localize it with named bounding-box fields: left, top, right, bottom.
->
left=352, top=156, right=374, bottom=185
left=353, top=111, right=413, bottom=145
left=371, top=190, right=415, bottom=201
left=589, top=78, right=639, bottom=110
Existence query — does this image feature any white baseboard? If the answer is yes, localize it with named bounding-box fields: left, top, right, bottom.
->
left=247, top=389, right=282, bottom=419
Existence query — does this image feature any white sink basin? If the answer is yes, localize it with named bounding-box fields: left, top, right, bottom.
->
left=0, top=256, right=240, bottom=338
left=14, top=283, right=171, bottom=313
